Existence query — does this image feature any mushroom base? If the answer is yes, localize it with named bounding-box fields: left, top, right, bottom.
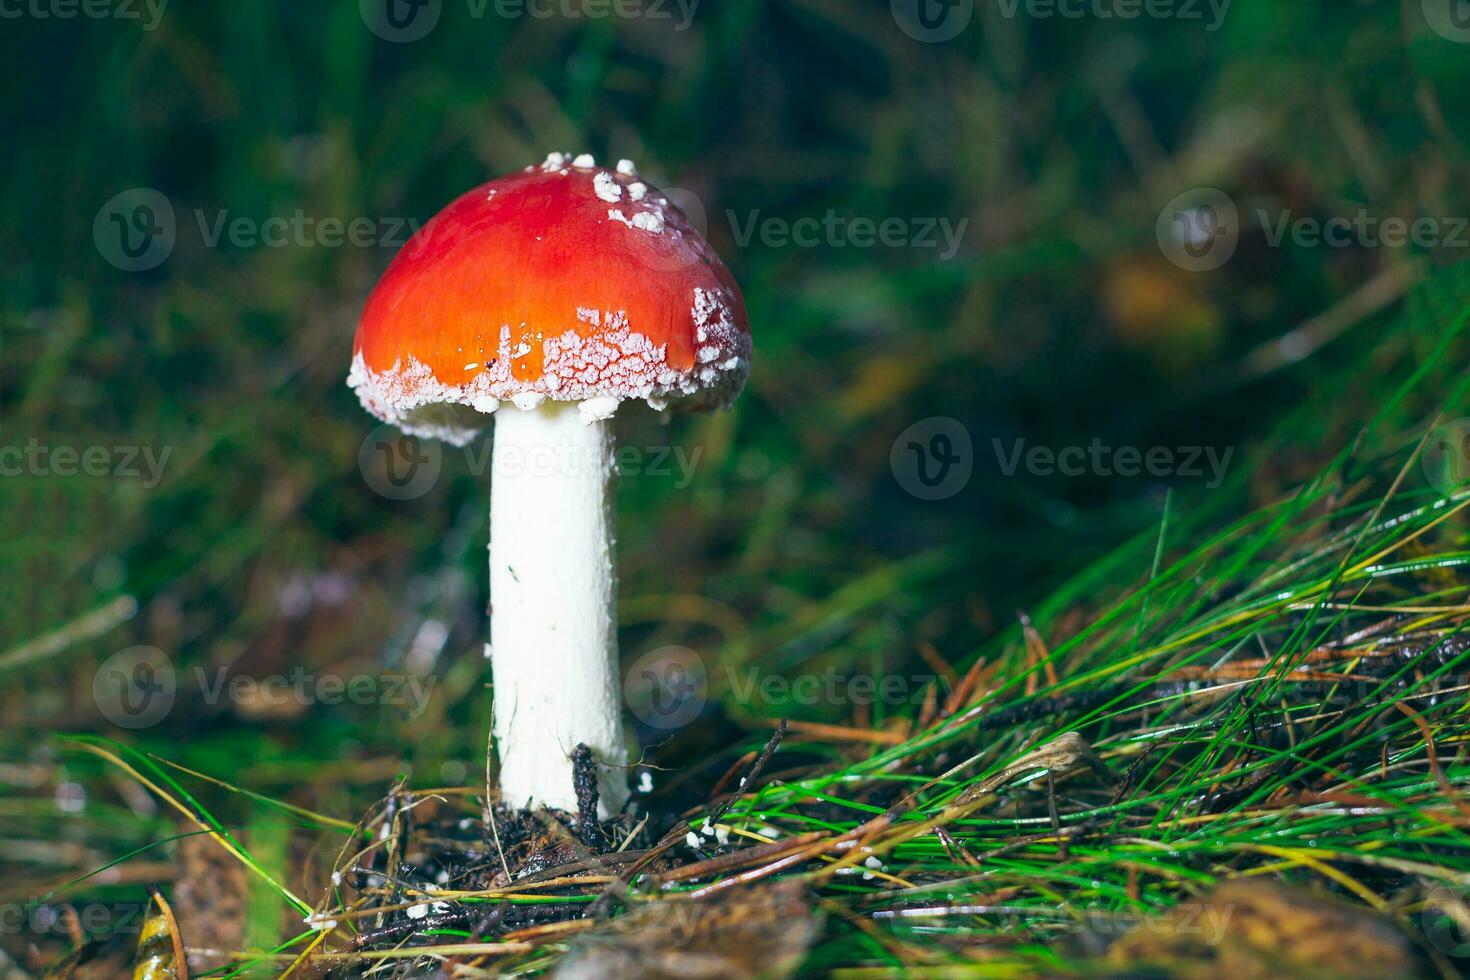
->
left=489, top=402, right=629, bottom=816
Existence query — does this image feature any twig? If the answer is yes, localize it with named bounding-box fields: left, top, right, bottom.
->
left=709, top=720, right=787, bottom=826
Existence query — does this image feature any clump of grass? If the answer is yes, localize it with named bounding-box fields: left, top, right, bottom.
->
left=25, top=275, right=1470, bottom=978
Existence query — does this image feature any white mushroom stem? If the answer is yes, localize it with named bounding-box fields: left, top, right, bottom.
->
left=489, top=400, right=628, bottom=816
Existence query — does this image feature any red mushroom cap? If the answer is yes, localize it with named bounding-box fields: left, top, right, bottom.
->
left=349, top=153, right=751, bottom=444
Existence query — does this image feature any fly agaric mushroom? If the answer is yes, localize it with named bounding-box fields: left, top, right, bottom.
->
left=349, top=153, right=750, bottom=815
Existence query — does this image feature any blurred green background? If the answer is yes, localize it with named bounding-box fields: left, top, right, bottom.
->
left=5, top=0, right=1470, bottom=955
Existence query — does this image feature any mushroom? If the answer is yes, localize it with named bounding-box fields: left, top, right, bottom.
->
left=349, top=153, right=751, bottom=815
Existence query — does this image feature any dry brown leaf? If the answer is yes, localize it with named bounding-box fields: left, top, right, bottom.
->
left=554, top=878, right=818, bottom=980
left=1100, top=879, right=1420, bottom=979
